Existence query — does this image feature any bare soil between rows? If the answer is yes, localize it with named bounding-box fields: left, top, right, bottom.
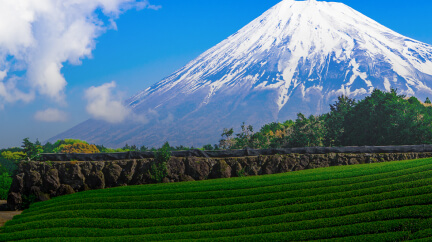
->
left=0, top=201, right=22, bottom=228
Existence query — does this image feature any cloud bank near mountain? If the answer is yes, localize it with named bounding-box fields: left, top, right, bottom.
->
left=0, top=0, right=159, bottom=107
left=85, top=81, right=131, bottom=123
left=34, top=108, right=68, bottom=122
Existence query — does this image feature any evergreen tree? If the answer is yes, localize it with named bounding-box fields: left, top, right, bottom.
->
left=324, top=96, right=356, bottom=146
left=96, top=145, right=107, bottom=153
left=342, top=89, right=432, bottom=146
left=43, top=142, right=55, bottom=153
left=287, top=114, right=326, bottom=147
left=202, top=144, right=214, bottom=150
left=21, top=138, right=42, bottom=160
left=122, top=143, right=131, bottom=151
left=35, top=139, right=42, bottom=146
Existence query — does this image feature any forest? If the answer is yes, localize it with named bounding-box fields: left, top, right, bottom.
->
left=219, top=88, right=432, bottom=150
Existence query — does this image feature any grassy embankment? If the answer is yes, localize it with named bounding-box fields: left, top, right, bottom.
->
left=1, top=157, right=432, bottom=241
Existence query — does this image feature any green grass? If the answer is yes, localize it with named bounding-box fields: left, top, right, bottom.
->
left=1, top=158, right=432, bottom=241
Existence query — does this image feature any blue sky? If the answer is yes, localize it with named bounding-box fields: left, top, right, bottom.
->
left=1, top=0, right=432, bottom=148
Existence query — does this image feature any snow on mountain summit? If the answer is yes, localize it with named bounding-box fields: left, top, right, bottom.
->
left=52, top=0, right=432, bottom=147
left=128, top=0, right=432, bottom=112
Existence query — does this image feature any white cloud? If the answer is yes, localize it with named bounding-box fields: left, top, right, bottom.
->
left=0, top=71, right=7, bottom=81
left=0, top=0, right=158, bottom=106
left=0, top=76, right=35, bottom=103
left=140, top=2, right=162, bottom=10
left=34, top=108, right=68, bottom=122
left=85, top=81, right=131, bottom=123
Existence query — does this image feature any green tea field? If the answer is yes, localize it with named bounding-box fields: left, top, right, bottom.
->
left=1, top=158, right=432, bottom=241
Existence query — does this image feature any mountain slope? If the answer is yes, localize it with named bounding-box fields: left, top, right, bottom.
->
left=52, top=0, right=432, bottom=147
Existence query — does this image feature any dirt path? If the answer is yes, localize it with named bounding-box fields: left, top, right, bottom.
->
left=0, top=201, right=22, bottom=227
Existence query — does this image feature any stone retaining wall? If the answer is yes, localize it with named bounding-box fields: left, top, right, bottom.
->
left=7, top=152, right=432, bottom=210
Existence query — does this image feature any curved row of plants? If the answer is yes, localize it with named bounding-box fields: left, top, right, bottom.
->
left=1, top=157, right=431, bottom=241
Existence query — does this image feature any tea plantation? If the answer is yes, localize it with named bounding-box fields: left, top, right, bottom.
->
left=1, top=158, right=432, bottom=241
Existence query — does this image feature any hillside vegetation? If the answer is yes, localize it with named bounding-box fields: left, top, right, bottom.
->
left=220, top=89, right=432, bottom=150
left=1, top=158, right=432, bottom=241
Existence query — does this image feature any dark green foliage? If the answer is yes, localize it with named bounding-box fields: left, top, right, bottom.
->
left=324, top=95, right=355, bottom=146
left=95, top=145, right=106, bottom=152
left=22, top=138, right=43, bottom=161
left=155, top=142, right=171, bottom=163
left=202, top=144, right=214, bottom=151
left=1, top=158, right=432, bottom=241
left=42, top=142, right=54, bottom=153
left=236, top=168, right=246, bottom=177
left=0, top=163, right=7, bottom=175
left=123, top=143, right=131, bottom=151
left=148, top=142, right=171, bottom=183
left=343, top=88, right=409, bottom=146
left=34, top=139, right=42, bottom=147
left=121, top=143, right=139, bottom=151
left=286, top=114, right=326, bottom=148
left=220, top=89, right=432, bottom=149
left=251, top=132, right=271, bottom=148
left=343, top=89, right=432, bottom=146
left=148, top=162, right=168, bottom=183
left=0, top=148, right=20, bottom=175
left=260, top=122, right=286, bottom=135
left=21, top=194, right=37, bottom=210
left=0, top=171, right=12, bottom=200
left=425, top=97, right=431, bottom=104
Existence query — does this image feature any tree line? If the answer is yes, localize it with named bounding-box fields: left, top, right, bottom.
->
left=2, top=88, right=432, bottom=168
left=219, top=89, right=432, bottom=149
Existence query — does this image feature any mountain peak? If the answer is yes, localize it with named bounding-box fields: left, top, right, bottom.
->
left=52, top=0, right=432, bottom=148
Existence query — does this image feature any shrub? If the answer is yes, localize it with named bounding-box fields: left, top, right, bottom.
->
left=53, top=139, right=90, bottom=153
left=237, top=168, right=246, bottom=177
left=21, top=193, right=37, bottom=209
left=0, top=172, right=12, bottom=200
left=60, top=143, right=100, bottom=154
left=149, top=142, right=171, bottom=183
left=149, top=162, right=168, bottom=183
left=155, top=142, right=171, bottom=163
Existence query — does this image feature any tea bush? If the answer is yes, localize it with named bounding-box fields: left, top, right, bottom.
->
left=1, top=158, right=432, bottom=241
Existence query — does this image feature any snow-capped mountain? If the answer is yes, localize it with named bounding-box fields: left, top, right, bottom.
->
left=52, top=0, right=432, bottom=147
